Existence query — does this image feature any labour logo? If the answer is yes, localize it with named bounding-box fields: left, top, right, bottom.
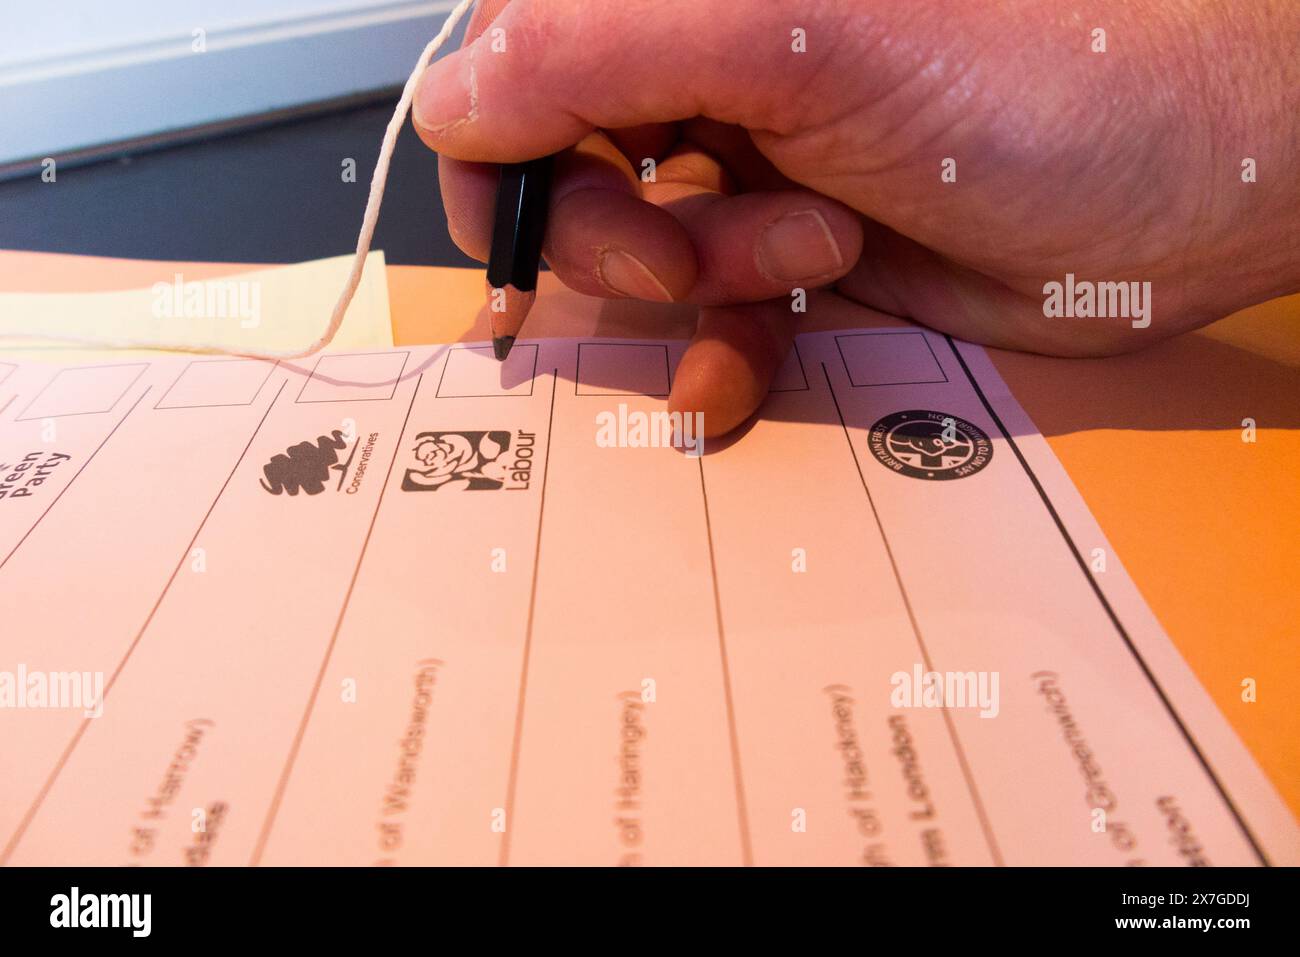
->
left=402, top=431, right=515, bottom=492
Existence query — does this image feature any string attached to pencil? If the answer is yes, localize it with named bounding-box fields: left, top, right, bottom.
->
left=292, top=0, right=477, bottom=358
left=0, top=0, right=476, bottom=359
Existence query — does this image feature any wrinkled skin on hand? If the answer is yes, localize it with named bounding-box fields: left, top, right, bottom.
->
left=415, top=0, right=1300, bottom=435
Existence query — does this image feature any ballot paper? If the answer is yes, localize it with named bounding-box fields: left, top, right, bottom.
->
left=0, top=329, right=1294, bottom=867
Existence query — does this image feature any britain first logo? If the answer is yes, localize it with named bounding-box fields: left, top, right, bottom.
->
left=868, top=410, right=992, bottom=481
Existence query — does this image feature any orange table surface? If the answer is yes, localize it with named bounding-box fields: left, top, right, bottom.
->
left=2, top=249, right=1296, bottom=821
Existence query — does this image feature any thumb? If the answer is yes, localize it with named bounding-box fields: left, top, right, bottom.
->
left=412, top=0, right=844, bottom=161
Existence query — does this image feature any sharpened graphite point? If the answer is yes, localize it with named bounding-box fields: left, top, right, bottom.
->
left=492, top=335, right=516, bottom=362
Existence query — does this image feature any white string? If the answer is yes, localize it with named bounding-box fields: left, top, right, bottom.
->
left=4, top=0, right=477, bottom=359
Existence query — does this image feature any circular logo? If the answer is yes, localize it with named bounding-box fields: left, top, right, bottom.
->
left=868, top=410, right=992, bottom=481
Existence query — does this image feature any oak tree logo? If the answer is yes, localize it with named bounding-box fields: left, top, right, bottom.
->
left=260, top=429, right=358, bottom=495
left=868, top=410, right=992, bottom=480
left=402, top=431, right=512, bottom=492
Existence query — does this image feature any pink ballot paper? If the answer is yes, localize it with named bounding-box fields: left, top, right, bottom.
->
left=0, top=329, right=1294, bottom=867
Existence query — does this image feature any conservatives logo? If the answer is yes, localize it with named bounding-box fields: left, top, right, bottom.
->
left=260, top=429, right=379, bottom=496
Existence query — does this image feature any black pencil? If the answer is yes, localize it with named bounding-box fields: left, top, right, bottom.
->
left=486, top=156, right=554, bottom=361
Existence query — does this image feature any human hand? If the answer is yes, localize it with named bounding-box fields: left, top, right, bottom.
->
left=414, top=0, right=1299, bottom=435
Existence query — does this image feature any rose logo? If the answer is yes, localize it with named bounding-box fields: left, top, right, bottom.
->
left=401, top=431, right=512, bottom=492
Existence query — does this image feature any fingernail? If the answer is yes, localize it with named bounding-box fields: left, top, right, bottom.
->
left=412, top=49, right=477, bottom=134
left=598, top=249, right=674, bottom=302
left=756, top=209, right=843, bottom=282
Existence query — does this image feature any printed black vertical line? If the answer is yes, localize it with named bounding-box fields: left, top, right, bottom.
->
left=821, top=362, right=1006, bottom=866
left=0, top=380, right=286, bottom=864
left=943, top=335, right=1271, bottom=866
left=250, top=374, right=423, bottom=865
left=0, top=386, right=150, bottom=572
left=696, top=457, right=755, bottom=865
left=497, top=369, right=559, bottom=867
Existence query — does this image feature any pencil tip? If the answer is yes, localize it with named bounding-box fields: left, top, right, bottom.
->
left=493, top=336, right=516, bottom=361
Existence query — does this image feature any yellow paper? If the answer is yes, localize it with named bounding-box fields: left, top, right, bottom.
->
left=0, top=252, right=392, bottom=363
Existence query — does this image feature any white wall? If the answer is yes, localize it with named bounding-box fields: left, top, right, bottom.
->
left=0, top=0, right=460, bottom=165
